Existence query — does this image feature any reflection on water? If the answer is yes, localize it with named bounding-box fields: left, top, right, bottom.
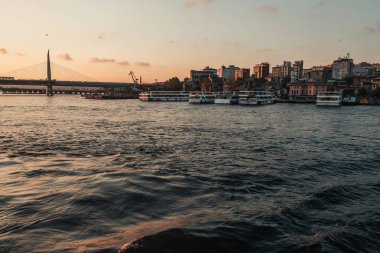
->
left=0, top=96, right=379, bottom=252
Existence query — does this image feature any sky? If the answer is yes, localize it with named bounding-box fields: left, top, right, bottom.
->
left=0, top=0, right=379, bottom=83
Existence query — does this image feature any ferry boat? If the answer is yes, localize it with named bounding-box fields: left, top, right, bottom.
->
left=214, top=92, right=239, bottom=104
left=316, top=92, right=342, bottom=107
left=84, top=90, right=133, bottom=99
left=342, top=96, right=357, bottom=106
left=139, top=91, right=189, bottom=102
left=188, top=92, right=216, bottom=104
left=238, top=91, right=275, bottom=105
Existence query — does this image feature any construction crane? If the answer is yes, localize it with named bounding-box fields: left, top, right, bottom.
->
left=129, top=71, right=142, bottom=88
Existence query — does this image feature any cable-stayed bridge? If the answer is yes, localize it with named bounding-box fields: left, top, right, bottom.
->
left=0, top=51, right=136, bottom=96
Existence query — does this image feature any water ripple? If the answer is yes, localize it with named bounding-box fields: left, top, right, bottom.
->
left=0, top=97, right=379, bottom=252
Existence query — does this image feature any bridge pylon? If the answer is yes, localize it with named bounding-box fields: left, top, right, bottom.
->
left=46, top=50, right=53, bottom=96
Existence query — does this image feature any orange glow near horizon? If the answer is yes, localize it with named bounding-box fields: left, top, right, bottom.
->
left=0, top=1, right=379, bottom=82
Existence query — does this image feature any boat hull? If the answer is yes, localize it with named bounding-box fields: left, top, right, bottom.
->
left=214, top=99, right=232, bottom=104
left=189, top=98, right=215, bottom=104
left=238, top=91, right=275, bottom=106
left=257, top=100, right=275, bottom=105
left=139, top=91, right=189, bottom=102
left=140, top=97, right=189, bottom=102
left=316, top=92, right=342, bottom=107
left=239, top=98, right=258, bottom=105
left=342, top=97, right=357, bottom=106
left=189, top=92, right=216, bottom=104
left=316, top=101, right=341, bottom=107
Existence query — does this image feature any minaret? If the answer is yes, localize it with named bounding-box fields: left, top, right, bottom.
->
left=46, top=50, right=53, bottom=96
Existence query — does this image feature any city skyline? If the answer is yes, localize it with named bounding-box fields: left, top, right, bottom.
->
left=1, top=0, right=380, bottom=82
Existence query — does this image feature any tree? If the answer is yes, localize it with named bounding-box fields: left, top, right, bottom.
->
left=200, top=77, right=212, bottom=92
left=224, top=80, right=236, bottom=92
left=164, top=77, right=182, bottom=91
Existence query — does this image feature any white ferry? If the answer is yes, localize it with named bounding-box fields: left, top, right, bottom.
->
left=316, top=92, right=342, bottom=107
left=214, top=92, right=239, bottom=104
left=238, top=91, right=275, bottom=105
left=139, top=91, right=189, bottom=102
left=188, top=92, right=216, bottom=104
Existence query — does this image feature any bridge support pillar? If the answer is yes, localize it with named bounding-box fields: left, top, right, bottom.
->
left=46, top=85, right=53, bottom=96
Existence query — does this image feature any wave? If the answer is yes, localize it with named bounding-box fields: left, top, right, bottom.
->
left=118, top=228, right=251, bottom=253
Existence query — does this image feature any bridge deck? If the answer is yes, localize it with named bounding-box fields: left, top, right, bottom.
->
left=0, top=80, right=135, bottom=88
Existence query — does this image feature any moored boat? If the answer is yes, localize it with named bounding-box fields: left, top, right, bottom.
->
left=239, top=91, right=275, bottom=105
left=214, top=92, right=239, bottom=104
left=342, top=96, right=357, bottom=106
left=189, top=92, right=216, bottom=104
left=316, top=92, right=342, bottom=107
left=139, top=91, right=189, bottom=102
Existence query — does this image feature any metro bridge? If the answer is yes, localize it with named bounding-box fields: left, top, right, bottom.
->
left=0, top=51, right=136, bottom=96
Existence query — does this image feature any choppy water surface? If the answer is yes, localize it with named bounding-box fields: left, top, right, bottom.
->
left=0, top=95, right=379, bottom=253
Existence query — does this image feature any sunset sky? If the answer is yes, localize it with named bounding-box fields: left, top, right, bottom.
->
left=0, top=0, right=379, bottom=82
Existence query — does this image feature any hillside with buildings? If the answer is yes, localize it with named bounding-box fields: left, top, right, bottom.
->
left=181, top=54, right=380, bottom=104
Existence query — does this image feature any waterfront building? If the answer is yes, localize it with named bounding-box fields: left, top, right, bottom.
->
left=352, top=76, right=372, bottom=87
left=190, top=66, right=218, bottom=90
left=373, top=63, right=380, bottom=76
left=303, top=66, right=332, bottom=84
left=288, top=78, right=332, bottom=102
left=303, top=68, right=311, bottom=77
left=238, top=78, right=268, bottom=91
left=210, top=75, right=225, bottom=92
left=352, top=62, right=375, bottom=77
left=291, top=61, right=304, bottom=83
left=235, top=68, right=250, bottom=81
left=327, top=81, right=359, bottom=95
left=190, top=66, right=217, bottom=83
left=272, top=61, right=291, bottom=87
left=253, top=63, right=270, bottom=79
left=265, top=74, right=272, bottom=83
left=272, top=66, right=282, bottom=79
left=372, top=77, right=380, bottom=91
left=218, top=65, right=240, bottom=83
left=282, top=61, right=292, bottom=78
left=197, top=74, right=224, bottom=92
left=332, top=54, right=354, bottom=80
